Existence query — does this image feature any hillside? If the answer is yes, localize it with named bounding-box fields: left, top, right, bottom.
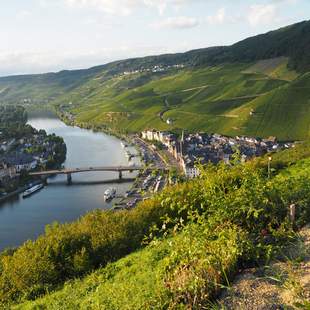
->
left=0, top=20, right=309, bottom=140
left=2, top=144, right=310, bottom=309
left=59, top=61, right=308, bottom=140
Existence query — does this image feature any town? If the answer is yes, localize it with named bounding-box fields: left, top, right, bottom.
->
left=140, top=129, right=294, bottom=178
left=0, top=106, right=66, bottom=197
left=120, top=64, right=186, bottom=76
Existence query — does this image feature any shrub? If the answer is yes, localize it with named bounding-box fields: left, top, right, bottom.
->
left=2, top=155, right=310, bottom=306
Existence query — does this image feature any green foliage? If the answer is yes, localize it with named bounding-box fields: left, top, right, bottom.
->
left=252, top=140, right=310, bottom=171
left=0, top=105, right=31, bottom=140
left=1, top=148, right=310, bottom=307
left=13, top=222, right=247, bottom=310
left=0, top=105, right=26, bottom=125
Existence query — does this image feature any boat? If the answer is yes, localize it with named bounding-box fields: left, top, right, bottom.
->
left=104, top=188, right=116, bottom=201
left=22, top=184, right=44, bottom=198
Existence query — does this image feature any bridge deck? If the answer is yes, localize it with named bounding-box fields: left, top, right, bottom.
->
left=27, top=166, right=151, bottom=176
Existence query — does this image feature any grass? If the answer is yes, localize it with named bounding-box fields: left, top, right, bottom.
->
left=3, top=145, right=310, bottom=309
left=13, top=222, right=246, bottom=310
left=0, top=57, right=308, bottom=140
left=56, top=61, right=307, bottom=140
left=6, top=153, right=310, bottom=310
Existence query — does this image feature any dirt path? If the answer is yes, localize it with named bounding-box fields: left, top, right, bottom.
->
left=217, top=225, right=310, bottom=309
left=180, top=85, right=209, bottom=92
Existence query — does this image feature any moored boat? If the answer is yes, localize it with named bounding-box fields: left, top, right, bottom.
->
left=104, top=187, right=116, bottom=201
left=22, top=184, right=44, bottom=198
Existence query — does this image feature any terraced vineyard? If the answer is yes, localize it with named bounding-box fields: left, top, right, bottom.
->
left=50, top=58, right=309, bottom=141
left=0, top=20, right=309, bottom=141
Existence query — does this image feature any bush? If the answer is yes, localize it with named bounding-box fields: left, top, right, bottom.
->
left=2, top=155, right=310, bottom=306
left=14, top=222, right=249, bottom=310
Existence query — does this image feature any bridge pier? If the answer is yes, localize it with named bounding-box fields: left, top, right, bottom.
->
left=67, top=173, right=72, bottom=184
left=118, top=171, right=123, bottom=180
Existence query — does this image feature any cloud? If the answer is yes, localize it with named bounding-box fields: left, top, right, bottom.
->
left=247, top=4, right=278, bottom=26
left=0, top=44, right=188, bottom=76
left=16, top=10, right=32, bottom=20
left=63, top=0, right=193, bottom=16
left=204, top=1, right=297, bottom=28
left=151, top=16, right=199, bottom=29
left=64, top=0, right=134, bottom=15
left=206, top=8, right=226, bottom=25
left=269, top=0, right=298, bottom=3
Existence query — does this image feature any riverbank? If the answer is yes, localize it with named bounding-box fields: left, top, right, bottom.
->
left=56, top=108, right=131, bottom=142
left=1, top=106, right=67, bottom=198
left=4, top=144, right=310, bottom=309
left=0, top=178, right=47, bottom=204
left=0, top=186, right=27, bottom=203
left=0, top=111, right=140, bottom=251
left=31, top=108, right=173, bottom=212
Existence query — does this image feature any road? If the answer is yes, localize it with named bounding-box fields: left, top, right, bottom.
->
left=158, top=98, right=170, bottom=123
left=133, top=136, right=167, bottom=169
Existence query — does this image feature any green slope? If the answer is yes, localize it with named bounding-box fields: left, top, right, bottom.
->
left=13, top=224, right=244, bottom=310
left=0, top=20, right=309, bottom=140
left=10, top=154, right=310, bottom=309
left=62, top=62, right=308, bottom=140
left=230, top=73, right=310, bottom=140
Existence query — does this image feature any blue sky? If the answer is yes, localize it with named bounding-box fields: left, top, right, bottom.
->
left=0, top=0, right=309, bottom=76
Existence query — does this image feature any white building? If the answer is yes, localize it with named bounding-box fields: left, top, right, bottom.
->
left=5, top=154, right=38, bottom=172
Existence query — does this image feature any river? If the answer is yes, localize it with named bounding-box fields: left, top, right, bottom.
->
left=0, top=110, right=139, bottom=251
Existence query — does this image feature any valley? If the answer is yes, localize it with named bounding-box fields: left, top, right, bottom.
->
left=0, top=14, right=310, bottom=309
left=0, top=21, right=309, bottom=141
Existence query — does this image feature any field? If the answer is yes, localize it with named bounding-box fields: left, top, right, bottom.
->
left=0, top=57, right=308, bottom=140
left=48, top=58, right=309, bottom=141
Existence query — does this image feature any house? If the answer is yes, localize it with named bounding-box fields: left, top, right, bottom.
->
left=0, top=163, right=17, bottom=182
left=153, top=131, right=161, bottom=142
left=166, top=118, right=173, bottom=125
left=141, top=130, right=158, bottom=141
left=223, top=153, right=230, bottom=164
left=4, top=154, right=37, bottom=172
left=182, top=159, right=200, bottom=179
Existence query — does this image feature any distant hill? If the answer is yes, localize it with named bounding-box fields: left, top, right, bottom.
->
left=0, top=20, right=309, bottom=140
left=189, top=20, right=310, bottom=72
left=73, top=20, right=310, bottom=74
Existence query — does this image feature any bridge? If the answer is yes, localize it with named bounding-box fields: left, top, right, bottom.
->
left=27, top=165, right=147, bottom=184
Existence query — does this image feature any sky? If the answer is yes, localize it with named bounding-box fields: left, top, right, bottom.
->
left=0, top=0, right=309, bottom=76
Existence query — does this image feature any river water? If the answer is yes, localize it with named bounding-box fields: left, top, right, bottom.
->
left=0, top=110, right=139, bottom=251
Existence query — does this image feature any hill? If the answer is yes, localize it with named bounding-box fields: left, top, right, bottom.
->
left=0, top=20, right=309, bottom=140
left=3, top=144, right=310, bottom=309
